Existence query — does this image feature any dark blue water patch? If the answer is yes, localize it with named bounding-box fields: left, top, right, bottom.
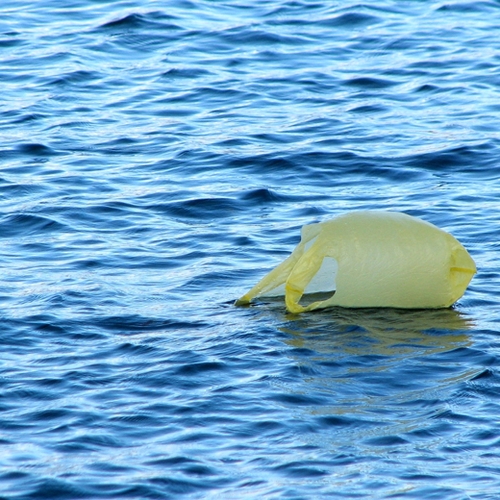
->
left=27, top=408, right=74, bottom=423
left=217, top=26, right=312, bottom=47
left=181, top=269, right=262, bottom=294
left=91, top=12, right=192, bottom=55
left=0, top=31, right=23, bottom=48
left=157, top=196, right=245, bottom=220
left=47, top=69, right=102, bottom=87
left=224, top=150, right=435, bottom=187
left=0, top=384, right=65, bottom=405
left=0, top=213, right=66, bottom=238
left=384, top=37, right=419, bottom=51
left=213, top=137, right=254, bottom=148
left=432, top=408, right=486, bottom=426
left=11, top=143, right=62, bottom=158
left=262, top=1, right=328, bottom=20
left=90, top=135, right=146, bottom=155
left=239, top=187, right=296, bottom=204
left=319, top=12, right=382, bottom=28
left=465, top=368, right=500, bottom=401
left=404, top=421, right=454, bottom=440
left=161, top=149, right=222, bottom=174
left=267, top=391, right=327, bottom=406
left=227, top=154, right=302, bottom=173
left=10, top=112, right=50, bottom=125
left=160, top=67, right=212, bottom=80
left=349, top=104, right=388, bottom=114
left=98, top=11, right=181, bottom=31
left=469, top=368, right=498, bottom=382
left=429, top=346, right=497, bottom=368
left=364, top=435, right=410, bottom=447
left=251, top=132, right=302, bottom=145
left=145, top=475, right=229, bottom=498
left=174, top=361, right=226, bottom=376
left=0, top=182, right=47, bottom=204
left=316, top=415, right=381, bottom=430
left=13, top=478, right=94, bottom=500
left=344, top=76, right=398, bottom=89
left=394, top=143, right=500, bottom=178
left=93, top=315, right=210, bottom=333
left=273, top=460, right=329, bottom=478
left=435, top=1, right=499, bottom=13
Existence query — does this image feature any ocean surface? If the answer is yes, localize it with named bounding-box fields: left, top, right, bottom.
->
left=1, top=0, right=500, bottom=498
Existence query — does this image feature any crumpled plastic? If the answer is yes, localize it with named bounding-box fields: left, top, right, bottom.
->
left=236, top=211, right=476, bottom=313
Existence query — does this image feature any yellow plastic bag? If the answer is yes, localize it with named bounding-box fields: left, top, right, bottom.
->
left=236, top=211, right=476, bottom=313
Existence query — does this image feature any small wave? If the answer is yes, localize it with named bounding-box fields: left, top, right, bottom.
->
left=160, top=67, right=212, bottom=80
left=319, top=12, right=382, bottom=28
left=344, top=76, right=399, bottom=89
left=15, top=143, right=61, bottom=157
left=239, top=188, right=286, bottom=203
left=0, top=1, right=499, bottom=498
left=435, top=1, right=497, bottom=13
left=0, top=213, right=66, bottom=238
left=364, top=435, right=410, bottom=446
left=217, top=26, right=311, bottom=47
left=155, top=197, right=244, bottom=220
left=349, top=104, right=388, bottom=113
left=0, top=31, right=22, bottom=48
left=94, top=315, right=211, bottom=333
left=403, top=143, right=500, bottom=178
left=47, top=69, right=102, bottom=87
left=98, top=11, right=180, bottom=31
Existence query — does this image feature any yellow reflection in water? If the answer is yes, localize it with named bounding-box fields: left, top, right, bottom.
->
left=248, top=303, right=478, bottom=423
left=280, top=306, right=473, bottom=357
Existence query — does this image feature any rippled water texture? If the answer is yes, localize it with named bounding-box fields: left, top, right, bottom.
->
left=1, top=1, right=500, bottom=498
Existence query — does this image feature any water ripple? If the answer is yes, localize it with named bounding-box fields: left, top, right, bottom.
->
left=1, top=0, right=500, bottom=499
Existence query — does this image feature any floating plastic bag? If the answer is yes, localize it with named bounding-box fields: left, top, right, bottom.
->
left=236, top=211, right=476, bottom=313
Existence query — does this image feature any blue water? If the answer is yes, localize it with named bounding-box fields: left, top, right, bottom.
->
left=1, top=0, right=500, bottom=498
